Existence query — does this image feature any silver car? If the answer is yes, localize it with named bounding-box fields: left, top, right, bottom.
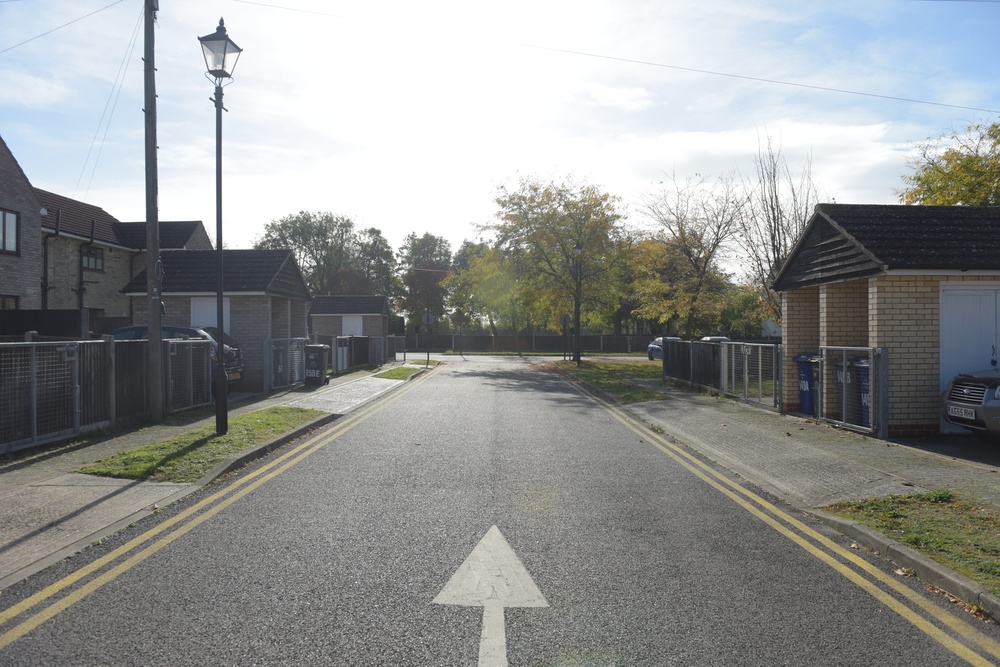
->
left=942, top=368, right=1000, bottom=438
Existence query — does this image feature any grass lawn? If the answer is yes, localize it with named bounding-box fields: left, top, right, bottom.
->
left=826, top=490, right=1000, bottom=598
left=79, top=406, right=325, bottom=484
left=556, top=359, right=668, bottom=404
left=374, top=366, right=423, bottom=381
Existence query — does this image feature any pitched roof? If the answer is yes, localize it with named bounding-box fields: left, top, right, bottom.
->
left=36, top=189, right=122, bottom=246
left=311, top=295, right=389, bottom=315
left=122, top=249, right=311, bottom=299
left=772, top=203, right=1000, bottom=291
left=114, top=221, right=207, bottom=250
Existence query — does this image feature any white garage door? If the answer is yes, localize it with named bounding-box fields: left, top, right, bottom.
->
left=190, top=297, right=231, bottom=333
left=940, top=284, right=1000, bottom=432
left=342, top=315, right=363, bottom=336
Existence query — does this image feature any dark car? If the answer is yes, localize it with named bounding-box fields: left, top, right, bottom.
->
left=942, top=368, right=1000, bottom=438
left=201, top=326, right=245, bottom=383
left=110, top=325, right=244, bottom=383
left=647, top=336, right=681, bottom=360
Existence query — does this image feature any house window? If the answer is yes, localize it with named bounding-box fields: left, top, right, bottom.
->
left=0, top=209, right=17, bottom=254
left=0, top=295, right=18, bottom=310
left=82, top=245, right=104, bottom=271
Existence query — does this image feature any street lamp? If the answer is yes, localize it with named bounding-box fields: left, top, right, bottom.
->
left=573, top=240, right=583, bottom=366
left=199, top=17, right=242, bottom=435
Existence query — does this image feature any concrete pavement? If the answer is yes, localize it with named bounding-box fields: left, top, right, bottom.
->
left=0, top=366, right=411, bottom=589
left=1, top=356, right=999, bottom=617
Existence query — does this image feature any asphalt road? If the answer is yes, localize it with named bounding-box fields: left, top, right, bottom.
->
left=2, top=357, right=999, bottom=666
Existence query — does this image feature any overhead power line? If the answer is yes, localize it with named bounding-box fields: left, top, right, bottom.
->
left=0, top=0, right=125, bottom=55
left=521, top=43, right=1000, bottom=115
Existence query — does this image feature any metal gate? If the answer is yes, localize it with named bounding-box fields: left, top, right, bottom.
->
left=722, top=342, right=781, bottom=408
left=816, top=346, right=887, bottom=438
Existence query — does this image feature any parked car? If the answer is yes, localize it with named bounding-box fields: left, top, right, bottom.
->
left=647, top=336, right=681, bottom=360
left=699, top=336, right=730, bottom=343
left=942, top=368, right=1000, bottom=438
left=110, top=325, right=244, bottom=383
left=201, top=326, right=245, bottom=383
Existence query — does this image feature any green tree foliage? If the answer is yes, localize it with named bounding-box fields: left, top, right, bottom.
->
left=355, top=228, right=402, bottom=299
left=254, top=212, right=399, bottom=297
left=899, top=121, right=1000, bottom=206
left=444, top=243, right=526, bottom=335
left=639, top=174, right=742, bottom=335
left=719, top=283, right=766, bottom=339
left=484, top=178, right=628, bottom=333
left=398, top=232, right=452, bottom=330
left=254, top=211, right=355, bottom=295
left=631, top=237, right=731, bottom=336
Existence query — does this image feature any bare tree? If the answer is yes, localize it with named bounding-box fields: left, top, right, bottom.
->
left=737, top=134, right=819, bottom=321
left=641, top=172, right=744, bottom=334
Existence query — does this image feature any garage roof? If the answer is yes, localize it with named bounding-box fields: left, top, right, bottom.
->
left=772, top=203, right=1000, bottom=291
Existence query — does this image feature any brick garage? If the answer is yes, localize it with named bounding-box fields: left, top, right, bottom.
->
left=774, top=204, right=1000, bottom=437
left=123, top=249, right=311, bottom=392
left=310, top=295, right=390, bottom=338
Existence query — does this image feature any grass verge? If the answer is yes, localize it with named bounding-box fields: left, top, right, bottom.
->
left=374, top=366, right=423, bottom=381
left=556, top=359, right=667, bottom=404
left=79, top=406, right=325, bottom=484
left=825, top=490, right=1000, bottom=597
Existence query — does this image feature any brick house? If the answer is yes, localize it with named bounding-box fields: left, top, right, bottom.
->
left=310, top=295, right=390, bottom=338
left=122, top=249, right=312, bottom=391
left=773, top=203, right=1000, bottom=437
left=34, top=189, right=212, bottom=319
left=0, top=135, right=44, bottom=311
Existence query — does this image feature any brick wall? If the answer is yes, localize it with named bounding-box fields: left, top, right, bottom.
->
left=0, top=142, right=42, bottom=309
left=42, top=236, right=131, bottom=316
left=312, top=314, right=342, bottom=337
left=232, top=295, right=272, bottom=392
left=363, top=315, right=387, bottom=337
left=781, top=286, right=819, bottom=411
left=869, top=274, right=1000, bottom=437
left=819, top=280, right=868, bottom=347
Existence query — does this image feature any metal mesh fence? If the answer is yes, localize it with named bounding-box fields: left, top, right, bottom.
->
left=271, top=338, right=307, bottom=389
left=723, top=343, right=780, bottom=407
left=166, top=340, right=212, bottom=412
left=0, top=343, right=77, bottom=451
left=819, top=346, right=878, bottom=433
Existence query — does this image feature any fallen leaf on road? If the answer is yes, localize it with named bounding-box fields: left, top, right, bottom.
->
left=850, top=543, right=860, bottom=549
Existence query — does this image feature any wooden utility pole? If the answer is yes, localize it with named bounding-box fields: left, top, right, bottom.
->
left=144, top=0, right=163, bottom=419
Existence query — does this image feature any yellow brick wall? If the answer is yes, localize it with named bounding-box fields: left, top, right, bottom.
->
left=784, top=274, right=1000, bottom=436
left=781, top=286, right=819, bottom=411
left=820, top=280, right=868, bottom=347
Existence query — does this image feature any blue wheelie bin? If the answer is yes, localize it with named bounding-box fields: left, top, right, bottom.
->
left=794, top=353, right=819, bottom=416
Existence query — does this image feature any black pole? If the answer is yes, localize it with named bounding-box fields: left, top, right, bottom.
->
left=573, top=256, right=582, bottom=366
left=214, top=83, right=228, bottom=435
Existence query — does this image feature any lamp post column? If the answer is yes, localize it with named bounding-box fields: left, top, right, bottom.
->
left=199, top=17, right=240, bottom=436
left=573, top=241, right=583, bottom=366
left=214, top=83, right=227, bottom=435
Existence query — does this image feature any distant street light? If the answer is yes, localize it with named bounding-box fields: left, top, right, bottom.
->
left=573, top=240, right=583, bottom=366
left=199, top=17, right=242, bottom=435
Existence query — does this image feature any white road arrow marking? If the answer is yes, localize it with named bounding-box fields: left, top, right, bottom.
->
left=434, top=525, right=548, bottom=667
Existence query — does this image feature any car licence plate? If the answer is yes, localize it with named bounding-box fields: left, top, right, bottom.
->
left=947, top=405, right=976, bottom=420
left=228, top=372, right=241, bottom=381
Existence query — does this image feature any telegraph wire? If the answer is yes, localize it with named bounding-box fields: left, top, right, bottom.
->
left=0, top=1, right=126, bottom=55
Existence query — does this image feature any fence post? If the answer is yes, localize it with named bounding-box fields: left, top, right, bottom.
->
left=877, top=347, right=889, bottom=440
left=104, top=335, right=117, bottom=427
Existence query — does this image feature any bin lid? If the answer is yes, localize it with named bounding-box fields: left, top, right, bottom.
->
left=793, top=353, right=817, bottom=362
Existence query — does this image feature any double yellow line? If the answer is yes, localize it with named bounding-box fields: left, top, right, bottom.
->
left=0, top=368, right=435, bottom=650
left=594, top=392, right=1000, bottom=667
